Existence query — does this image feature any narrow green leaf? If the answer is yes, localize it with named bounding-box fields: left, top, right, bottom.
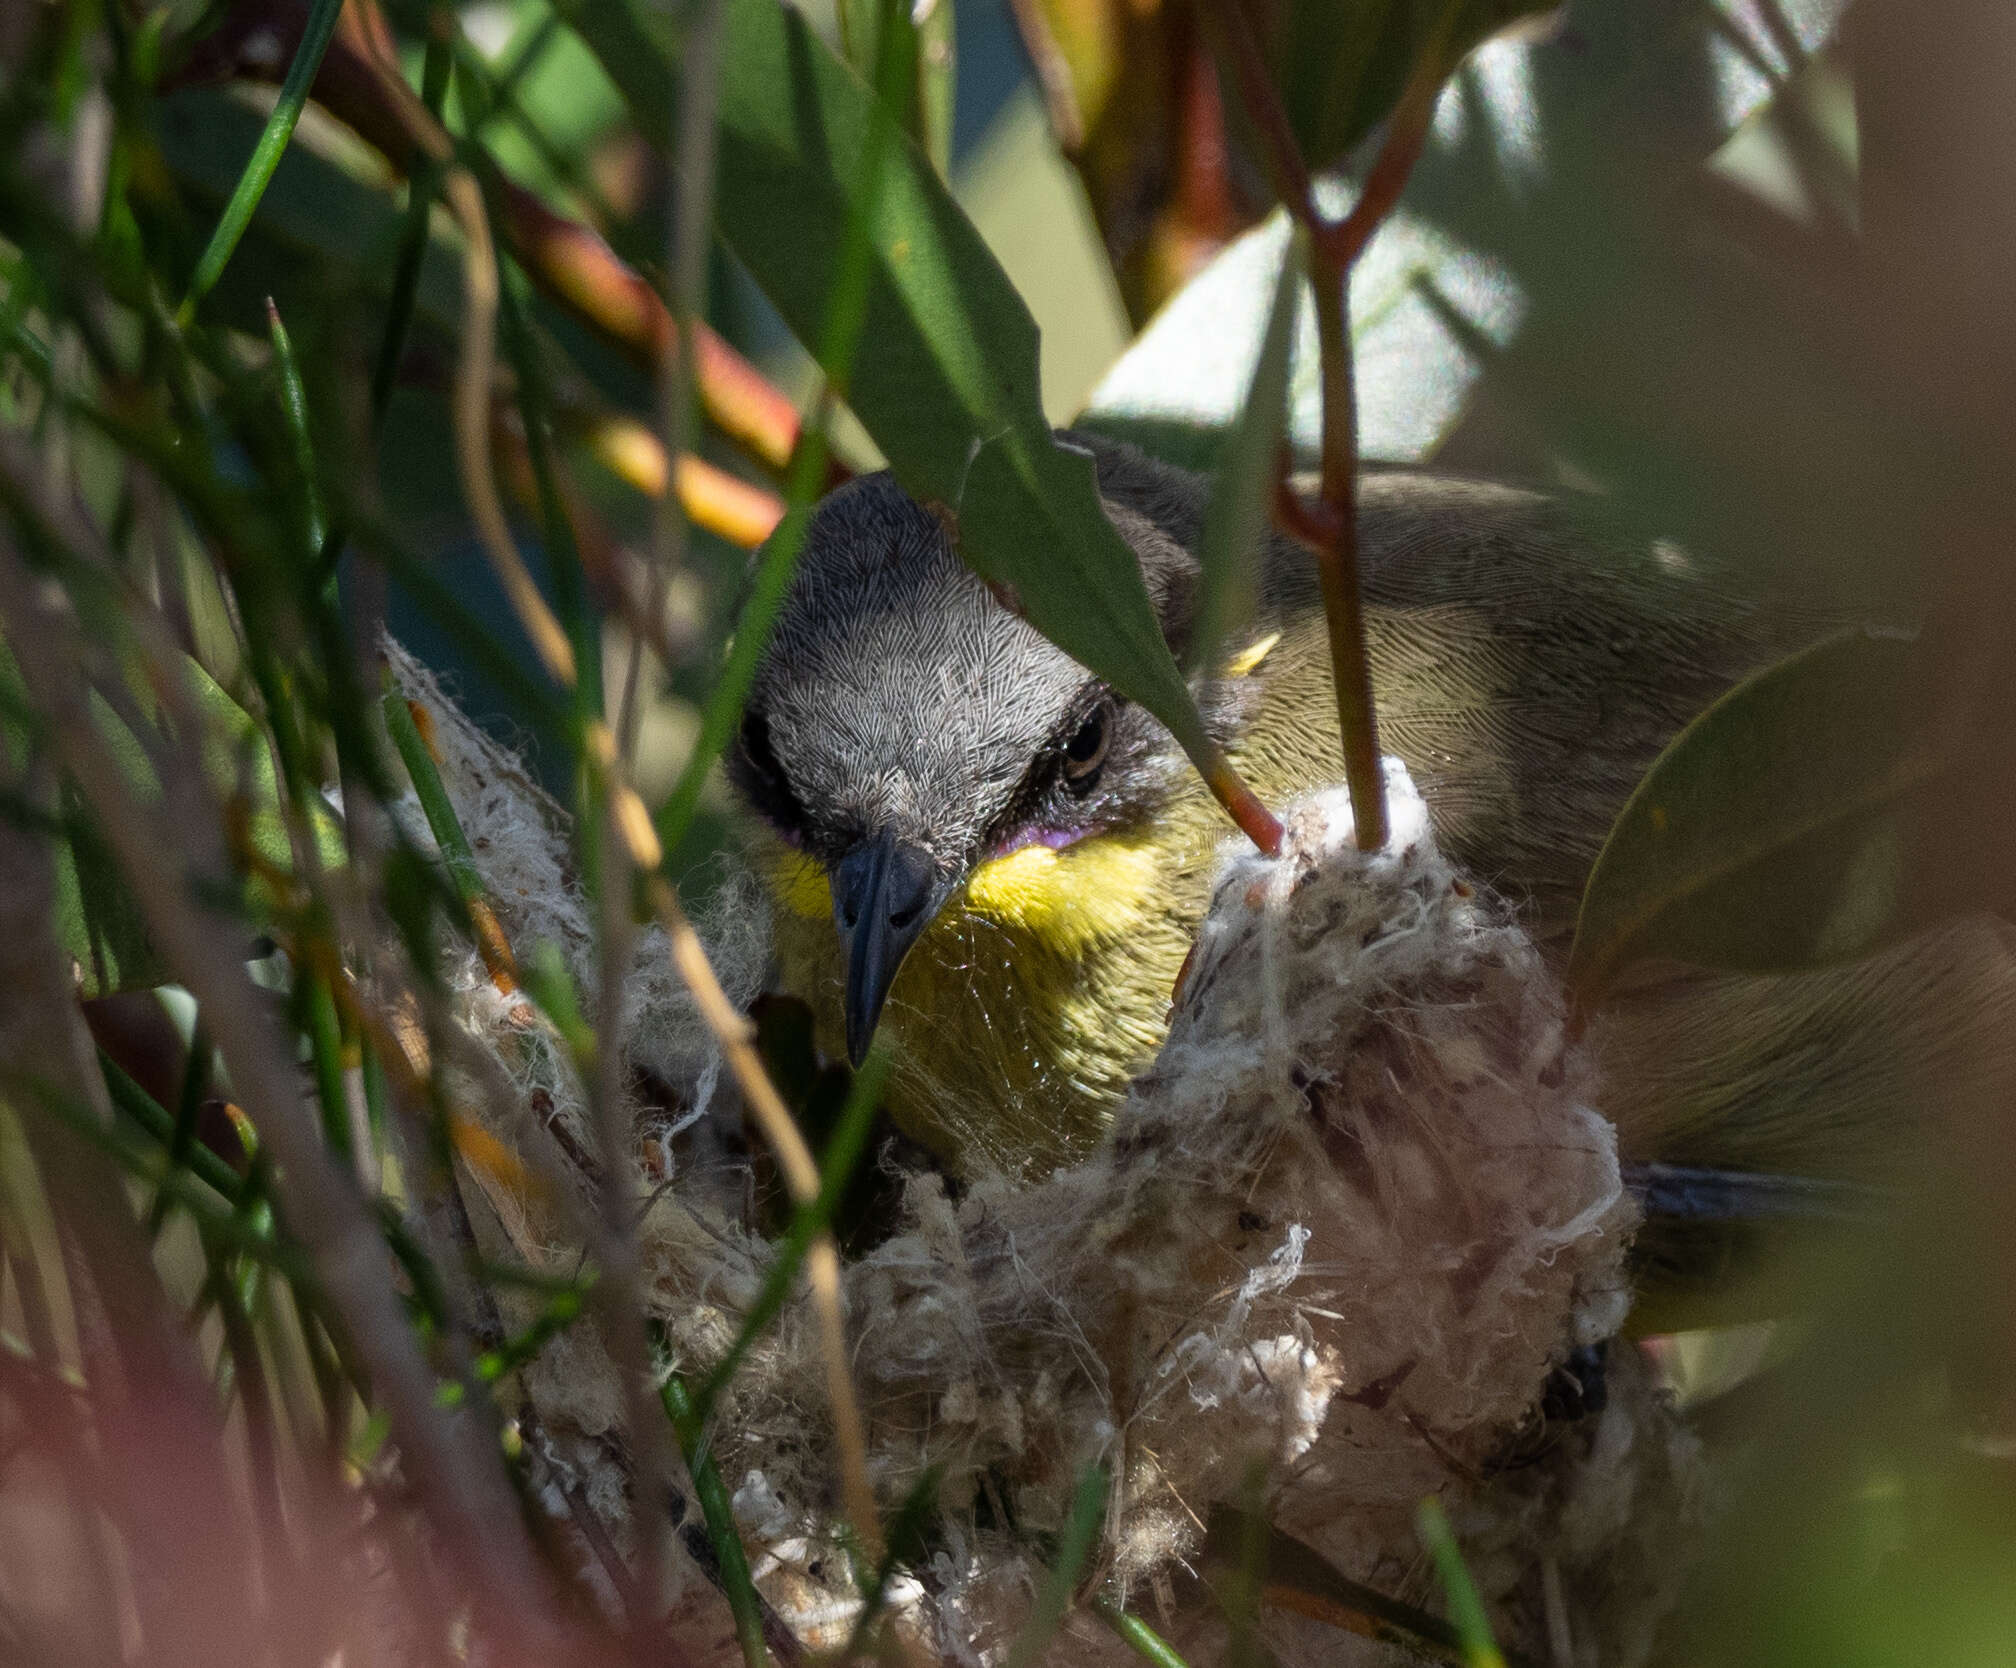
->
left=264, top=298, right=326, bottom=556
left=558, top=0, right=1226, bottom=809
left=300, top=969, right=351, bottom=1161
left=843, top=1466, right=943, bottom=1654
left=1092, top=1599, right=1194, bottom=1668
left=1414, top=1496, right=1507, bottom=1668
left=381, top=678, right=484, bottom=903
left=100, top=1049, right=244, bottom=1204
left=1002, top=1463, right=1109, bottom=1668
left=661, top=1368, right=772, bottom=1668
left=1568, top=629, right=1947, bottom=1002
left=1190, top=232, right=1303, bottom=679
left=177, top=0, right=347, bottom=323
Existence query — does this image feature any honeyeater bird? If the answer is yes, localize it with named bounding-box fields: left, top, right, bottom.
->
left=728, top=432, right=2016, bottom=1207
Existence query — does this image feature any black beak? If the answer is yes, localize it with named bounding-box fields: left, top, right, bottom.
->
left=831, top=832, right=942, bottom=1065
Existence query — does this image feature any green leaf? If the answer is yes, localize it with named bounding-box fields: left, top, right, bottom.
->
left=1086, top=0, right=1853, bottom=470
left=958, top=432, right=1212, bottom=760
left=1414, top=1496, right=1507, bottom=1668
left=1568, top=629, right=1949, bottom=1002
left=557, top=0, right=1222, bottom=788
left=1271, top=0, right=1556, bottom=177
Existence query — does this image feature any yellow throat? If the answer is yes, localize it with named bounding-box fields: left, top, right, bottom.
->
left=757, top=632, right=1298, bottom=1178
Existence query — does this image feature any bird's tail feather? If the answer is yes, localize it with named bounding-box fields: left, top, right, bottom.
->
left=1595, top=915, right=2016, bottom=1326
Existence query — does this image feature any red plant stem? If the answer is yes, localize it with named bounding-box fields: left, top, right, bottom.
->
left=1316, top=16, right=1454, bottom=271
left=1206, top=746, right=1284, bottom=857
left=1215, top=0, right=1460, bottom=851
left=1305, top=260, right=1386, bottom=849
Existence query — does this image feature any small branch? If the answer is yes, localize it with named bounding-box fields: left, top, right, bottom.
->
left=1213, top=1, right=1319, bottom=224
left=1315, top=14, right=1456, bottom=271
left=1302, top=260, right=1386, bottom=850
left=1211, top=0, right=1465, bottom=851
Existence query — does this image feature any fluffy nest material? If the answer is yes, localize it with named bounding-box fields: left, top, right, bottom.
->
left=387, top=641, right=1696, bottom=1667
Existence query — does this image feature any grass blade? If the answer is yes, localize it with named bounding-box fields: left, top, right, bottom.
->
left=371, top=28, right=455, bottom=420
left=177, top=0, right=346, bottom=323
left=651, top=0, right=908, bottom=861
left=660, top=1367, right=771, bottom=1668
left=1415, top=1496, right=1508, bottom=1668
left=1092, top=1598, right=1193, bottom=1668
left=264, top=298, right=326, bottom=555
left=1003, top=1462, right=1109, bottom=1668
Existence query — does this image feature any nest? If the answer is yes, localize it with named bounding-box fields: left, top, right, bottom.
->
left=387, top=642, right=1696, bottom=1667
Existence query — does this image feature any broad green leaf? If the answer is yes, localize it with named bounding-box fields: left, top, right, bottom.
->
left=1272, top=0, right=1553, bottom=176
left=959, top=433, right=1210, bottom=762
left=1085, top=0, right=1851, bottom=469
left=1567, top=630, right=1948, bottom=1002
left=558, top=0, right=1220, bottom=785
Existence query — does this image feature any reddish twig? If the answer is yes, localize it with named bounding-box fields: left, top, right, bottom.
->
left=1209, top=0, right=1464, bottom=851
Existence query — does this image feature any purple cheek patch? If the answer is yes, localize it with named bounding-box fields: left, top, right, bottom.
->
left=991, top=825, right=1091, bottom=860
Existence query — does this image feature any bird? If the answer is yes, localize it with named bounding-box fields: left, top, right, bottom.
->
left=727, top=432, right=2016, bottom=1243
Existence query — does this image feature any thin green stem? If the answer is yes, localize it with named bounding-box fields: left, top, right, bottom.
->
left=371, top=27, right=455, bottom=420
left=1415, top=1497, right=1508, bottom=1668
left=653, top=0, right=909, bottom=860
left=99, top=1047, right=244, bottom=1203
left=302, top=968, right=352, bottom=1161
left=1092, top=1599, right=1193, bottom=1668
left=661, top=1368, right=771, bottom=1668
left=1003, top=1464, right=1109, bottom=1668
left=265, top=298, right=326, bottom=553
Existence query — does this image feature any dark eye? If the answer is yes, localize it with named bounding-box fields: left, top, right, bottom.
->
left=1061, top=703, right=1111, bottom=791
left=735, top=707, right=806, bottom=831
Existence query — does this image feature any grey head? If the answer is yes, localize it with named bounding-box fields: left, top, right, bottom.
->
left=728, top=441, right=1207, bottom=1062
